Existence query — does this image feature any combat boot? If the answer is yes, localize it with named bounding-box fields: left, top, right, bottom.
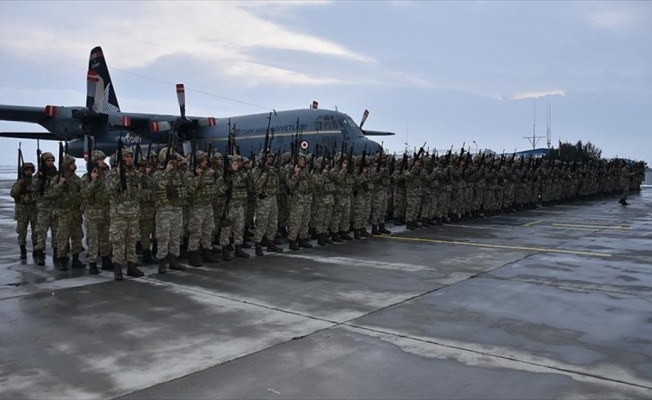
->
left=57, top=257, right=68, bottom=271
left=299, top=239, right=313, bottom=249
left=158, top=259, right=167, bottom=274
left=235, top=245, right=250, bottom=258
left=353, top=229, right=361, bottom=240
left=406, top=221, right=415, bottom=230
left=114, top=264, right=124, bottom=281
left=421, top=219, right=431, bottom=228
left=142, top=249, right=157, bottom=265
left=379, top=224, right=392, bottom=234
left=36, top=250, right=47, bottom=266
left=152, top=240, right=158, bottom=259
left=289, top=240, right=300, bottom=251
left=339, top=231, right=353, bottom=241
left=202, top=247, right=221, bottom=263
left=20, top=245, right=27, bottom=260
left=371, top=225, right=381, bottom=235
left=331, top=232, right=343, bottom=243
left=266, top=238, right=283, bottom=253
left=88, top=262, right=99, bottom=275
left=324, top=234, right=334, bottom=244
left=101, top=255, right=114, bottom=271
left=241, top=241, right=252, bottom=249
left=189, top=251, right=202, bottom=267
left=394, top=217, right=405, bottom=226
left=255, top=242, right=264, bottom=256
left=222, top=247, right=233, bottom=261
left=71, top=254, right=86, bottom=269
left=360, top=227, right=372, bottom=238
left=126, top=262, right=145, bottom=277
left=310, top=227, right=318, bottom=240
left=169, top=254, right=186, bottom=270
left=318, top=233, right=327, bottom=246
left=179, top=237, right=189, bottom=258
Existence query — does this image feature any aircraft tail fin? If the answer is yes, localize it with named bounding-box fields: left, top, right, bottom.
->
left=88, top=46, right=120, bottom=113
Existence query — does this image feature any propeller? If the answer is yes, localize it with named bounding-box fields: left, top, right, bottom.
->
left=359, top=109, right=369, bottom=129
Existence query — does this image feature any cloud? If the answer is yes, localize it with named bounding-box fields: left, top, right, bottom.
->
left=590, top=7, right=645, bottom=30
left=0, top=2, right=372, bottom=87
left=511, top=90, right=567, bottom=100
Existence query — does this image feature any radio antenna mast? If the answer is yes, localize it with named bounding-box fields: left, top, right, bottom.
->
left=523, top=98, right=545, bottom=149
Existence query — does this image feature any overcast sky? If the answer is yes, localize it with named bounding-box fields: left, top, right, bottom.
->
left=0, top=0, right=650, bottom=167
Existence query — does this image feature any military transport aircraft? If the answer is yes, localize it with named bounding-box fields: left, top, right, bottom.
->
left=0, top=46, right=393, bottom=159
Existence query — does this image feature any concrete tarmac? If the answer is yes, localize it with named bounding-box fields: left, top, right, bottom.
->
left=0, top=180, right=651, bottom=399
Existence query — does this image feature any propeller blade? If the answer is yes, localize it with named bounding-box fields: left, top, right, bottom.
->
left=176, top=84, right=186, bottom=119
left=359, top=109, right=369, bottom=129
left=311, top=100, right=318, bottom=110
left=86, top=70, right=99, bottom=110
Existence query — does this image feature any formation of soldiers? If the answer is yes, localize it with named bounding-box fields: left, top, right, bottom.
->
left=9, top=142, right=646, bottom=282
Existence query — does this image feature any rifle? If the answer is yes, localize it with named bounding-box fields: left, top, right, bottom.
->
left=117, top=135, right=127, bottom=191
left=37, top=139, right=46, bottom=195
left=347, top=144, right=354, bottom=174
left=389, top=152, right=396, bottom=175
left=86, top=136, right=97, bottom=181
left=135, top=144, right=143, bottom=170
left=17, top=142, right=24, bottom=180
left=191, top=139, right=198, bottom=173
left=376, top=142, right=384, bottom=173
left=359, top=143, right=367, bottom=174
left=58, top=142, right=64, bottom=179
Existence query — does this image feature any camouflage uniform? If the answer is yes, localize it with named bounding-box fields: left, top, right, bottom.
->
left=211, top=153, right=226, bottom=246
left=371, top=160, right=391, bottom=234
left=312, top=158, right=335, bottom=245
left=404, top=159, right=422, bottom=229
left=351, top=157, right=371, bottom=239
left=185, top=151, right=222, bottom=265
left=287, top=154, right=313, bottom=249
left=154, top=149, right=188, bottom=271
left=619, top=163, right=632, bottom=205
left=80, top=151, right=112, bottom=273
left=138, top=154, right=157, bottom=264
left=105, top=148, right=142, bottom=280
left=47, top=156, right=84, bottom=271
left=31, top=153, right=59, bottom=265
left=220, top=155, right=250, bottom=259
left=329, top=156, right=355, bottom=241
left=252, top=156, right=283, bottom=254
left=10, top=163, right=37, bottom=258
left=276, top=152, right=292, bottom=236
left=391, top=159, right=407, bottom=225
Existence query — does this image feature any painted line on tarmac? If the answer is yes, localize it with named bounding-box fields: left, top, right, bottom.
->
left=380, top=236, right=611, bottom=258
left=522, top=220, right=543, bottom=227
left=551, top=223, right=631, bottom=230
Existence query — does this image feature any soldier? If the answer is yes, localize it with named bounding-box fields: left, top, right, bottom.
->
left=138, top=151, right=158, bottom=265
left=287, top=153, right=313, bottom=250
left=372, top=155, right=391, bottom=234
left=80, top=150, right=113, bottom=274
left=211, top=152, right=226, bottom=252
left=154, top=148, right=188, bottom=272
left=220, top=155, right=250, bottom=259
left=404, top=157, right=422, bottom=230
left=252, top=152, right=284, bottom=255
left=32, top=152, right=59, bottom=266
left=185, top=150, right=222, bottom=266
left=11, top=162, right=37, bottom=259
left=619, top=160, right=632, bottom=206
left=330, top=153, right=354, bottom=241
left=105, top=146, right=143, bottom=280
left=312, top=156, right=336, bottom=245
left=47, top=155, right=85, bottom=271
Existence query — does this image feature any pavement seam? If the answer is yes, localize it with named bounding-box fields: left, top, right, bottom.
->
left=341, top=323, right=652, bottom=391
left=139, top=276, right=342, bottom=324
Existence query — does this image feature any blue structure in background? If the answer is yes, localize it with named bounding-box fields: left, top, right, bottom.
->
left=515, top=148, right=551, bottom=157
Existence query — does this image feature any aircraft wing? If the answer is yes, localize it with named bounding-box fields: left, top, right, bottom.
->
left=0, top=105, right=49, bottom=124
left=362, top=130, right=396, bottom=136
left=0, top=131, right=62, bottom=140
